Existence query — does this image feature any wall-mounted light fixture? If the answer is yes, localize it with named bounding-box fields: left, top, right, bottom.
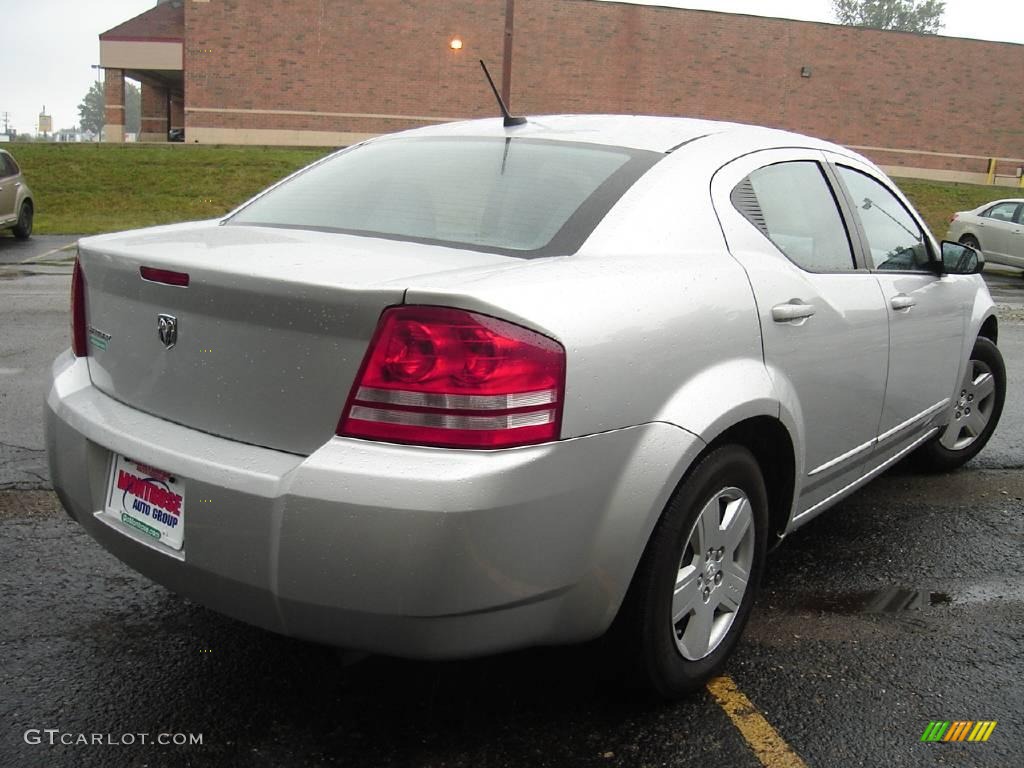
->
left=800, top=66, right=812, bottom=78
left=450, top=38, right=464, bottom=51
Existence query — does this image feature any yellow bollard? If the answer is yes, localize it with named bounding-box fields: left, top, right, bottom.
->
left=986, top=158, right=997, bottom=185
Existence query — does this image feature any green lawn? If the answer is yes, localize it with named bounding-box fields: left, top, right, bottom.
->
left=9, top=143, right=331, bottom=235
left=893, top=178, right=1020, bottom=243
left=4, top=143, right=1019, bottom=238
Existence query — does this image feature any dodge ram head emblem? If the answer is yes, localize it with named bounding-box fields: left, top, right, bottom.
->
left=157, top=314, right=178, bottom=349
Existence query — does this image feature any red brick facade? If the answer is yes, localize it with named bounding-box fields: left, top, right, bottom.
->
left=140, top=82, right=168, bottom=139
left=104, top=68, right=126, bottom=128
left=178, top=0, right=1023, bottom=178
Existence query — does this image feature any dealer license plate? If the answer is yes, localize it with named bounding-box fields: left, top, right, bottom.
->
left=104, top=455, right=186, bottom=551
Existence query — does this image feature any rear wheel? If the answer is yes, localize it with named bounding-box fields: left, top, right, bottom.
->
left=914, top=336, right=1005, bottom=472
left=959, top=234, right=981, bottom=252
left=618, top=445, right=768, bottom=697
left=12, top=201, right=32, bottom=240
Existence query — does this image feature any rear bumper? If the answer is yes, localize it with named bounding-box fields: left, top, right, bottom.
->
left=46, top=351, right=703, bottom=658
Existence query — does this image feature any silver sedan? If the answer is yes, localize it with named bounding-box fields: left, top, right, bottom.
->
left=46, top=115, right=1005, bottom=697
left=0, top=149, right=34, bottom=240
left=947, top=198, right=1024, bottom=270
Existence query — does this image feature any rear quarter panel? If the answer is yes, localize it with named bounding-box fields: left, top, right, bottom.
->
left=402, top=150, right=774, bottom=442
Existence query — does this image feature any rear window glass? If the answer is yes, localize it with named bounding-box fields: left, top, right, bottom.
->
left=226, top=137, right=661, bottom=257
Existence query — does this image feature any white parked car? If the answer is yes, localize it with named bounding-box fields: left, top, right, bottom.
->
left=46, top=115, right=1005, bottom=697
left=947, top=198, right=1024, bottom=270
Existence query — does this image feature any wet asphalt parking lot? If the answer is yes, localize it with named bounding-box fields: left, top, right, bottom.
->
left=1, top=236, right=1022, bottom=767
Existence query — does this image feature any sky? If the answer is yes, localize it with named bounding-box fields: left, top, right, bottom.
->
left=1, top=0, right=1022, bottom=136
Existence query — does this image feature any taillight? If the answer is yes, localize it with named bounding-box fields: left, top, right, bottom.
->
left=949, top=213, right=959, bottom=223
left=338, top=306, right=565, bottom=449
left=140, top=266, right=190, bottom=286
left=71, top=255, right=88, bottom=357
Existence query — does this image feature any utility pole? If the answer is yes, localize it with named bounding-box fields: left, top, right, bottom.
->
left=1, top=112, right=9, bottom=135
left=501, top=0, right=515, bottom=109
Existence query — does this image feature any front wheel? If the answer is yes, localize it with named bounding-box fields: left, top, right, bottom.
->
left=12, top=201, right=33, bottom=240
left=618, top=445, right=768, bottom=697
left=914, top=336, right=1005, bottom=472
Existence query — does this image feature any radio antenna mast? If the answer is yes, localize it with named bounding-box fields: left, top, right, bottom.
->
left=479, top=60, right=526, bottom=127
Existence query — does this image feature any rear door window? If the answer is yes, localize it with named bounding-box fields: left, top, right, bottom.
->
left=732, top=161, right=856, bottom=272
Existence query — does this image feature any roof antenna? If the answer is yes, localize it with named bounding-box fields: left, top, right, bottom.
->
left=479, top=59, right=526, bottom=127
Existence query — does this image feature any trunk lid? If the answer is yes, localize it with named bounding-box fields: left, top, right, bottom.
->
left=79, top=222, right=514, bottom=454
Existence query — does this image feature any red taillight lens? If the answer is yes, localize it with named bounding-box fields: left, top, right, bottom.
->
left=338, top=306, right=566, bottom=449
left=71, top=255, right=88, bottom=357
left=140, top=266, right=190, bottom=286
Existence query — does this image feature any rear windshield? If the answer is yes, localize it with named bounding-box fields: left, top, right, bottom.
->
left=226, top=137, right=661, bottom=257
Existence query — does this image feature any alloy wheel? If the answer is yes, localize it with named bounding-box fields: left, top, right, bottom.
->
left=940, top=360, right=996, bottom=451
left=671, top=486, right=755, bottom=660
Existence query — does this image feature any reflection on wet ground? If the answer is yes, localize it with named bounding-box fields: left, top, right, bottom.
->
left=769, top=587, right=953, bottom=614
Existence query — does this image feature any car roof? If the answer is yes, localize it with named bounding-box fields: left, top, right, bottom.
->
left=977, top=199, right=1024, bottom=207
left=383, top=114, right=847, bottom=156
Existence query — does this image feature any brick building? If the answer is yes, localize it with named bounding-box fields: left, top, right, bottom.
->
left=99, top=0, right=185, bottom=142
left=99, top=0, right=1024, bottom=184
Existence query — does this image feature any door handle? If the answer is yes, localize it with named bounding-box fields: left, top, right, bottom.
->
left=772, top=301, right=816, bottom=323
left=891, top=294, right=916, bottom=311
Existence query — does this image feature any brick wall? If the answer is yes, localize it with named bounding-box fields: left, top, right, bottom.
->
left=184, top=0, right=503, bottom=142
left=182, top=0, right=1024, bottom=177
left=104, top=68, right=125, bottom=127
left=141, top=82, right=168, bottom=140
left=103, top=68, right=126, bottom=143
left=170, top=94, right=184, bottom=130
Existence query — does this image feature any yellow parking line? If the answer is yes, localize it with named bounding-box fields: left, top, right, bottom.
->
left=20, top=242, right=77, bottom=264
left=707, top=675, right=808, bottom=768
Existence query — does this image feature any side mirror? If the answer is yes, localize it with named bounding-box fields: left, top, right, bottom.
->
left=940, top=240, right=984, bottom=275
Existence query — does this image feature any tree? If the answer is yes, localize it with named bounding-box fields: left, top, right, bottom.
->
left=125, top=82, right=140, bottom=135
left=832, top=0, right=946, bottom=34
left=77, top=80, right=141, bottom=135
left=77, top=82, right=104, bottom=135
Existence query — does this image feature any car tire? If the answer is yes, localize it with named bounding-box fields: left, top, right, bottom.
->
left=959, top=234, right=981, bottom=253
left=617, top=444, right=768, bottom=698
left=914, top=336, right=1005, bottom=473
left=12, top=201, right=33, bottom=240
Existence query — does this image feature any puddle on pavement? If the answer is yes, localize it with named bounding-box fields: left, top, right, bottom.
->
left=775, top=587, right=953, bottom=614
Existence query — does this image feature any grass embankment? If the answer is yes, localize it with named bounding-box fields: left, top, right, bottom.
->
left=5, top=143, right=1019, bottom=237
left=894, top=178, right=1020, bottom=242
left=9, top=143, right=331, bottom=235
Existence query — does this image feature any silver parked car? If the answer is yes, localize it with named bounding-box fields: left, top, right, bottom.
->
left=0, top=149, right=34, bottom=239
left=947, top=198, right=1024, bottom=270
left=46, top=116, right=1005, bottom=697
